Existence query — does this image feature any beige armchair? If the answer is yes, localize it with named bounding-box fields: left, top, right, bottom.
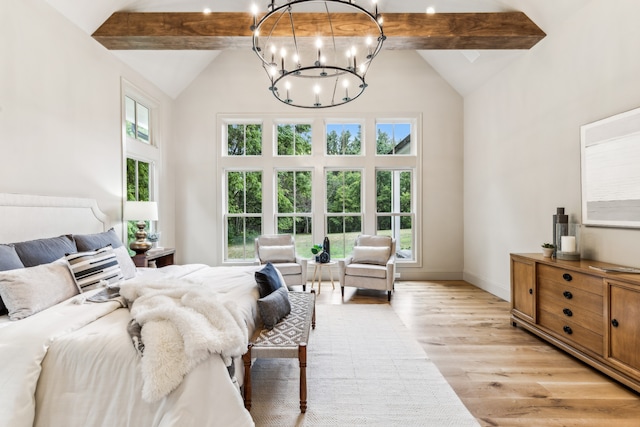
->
left=339, top=235, right=396, bottom=301
left=255, top=234, right=308, bottom=290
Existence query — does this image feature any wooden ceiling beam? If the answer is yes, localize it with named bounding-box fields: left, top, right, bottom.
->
left=92, top=11, right=545, bottom=51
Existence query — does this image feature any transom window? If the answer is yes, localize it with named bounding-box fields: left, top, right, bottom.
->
left=376, top=122, right=412, bottom=155
left=227, top=124, right=262, bottom=156
left=326, top=123, right=362, bottom=155
left=125, top=96, right=150, bottom=144
left=277, top=124, right=312, bottom=156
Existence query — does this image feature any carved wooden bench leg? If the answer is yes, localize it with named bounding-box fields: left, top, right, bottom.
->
left=299, top=343, right=307, bottom=413
left=242, top=344, right=253, bottom=411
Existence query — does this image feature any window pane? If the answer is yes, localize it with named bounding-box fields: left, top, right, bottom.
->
left=227, top=171, right=244, bottom=213
left=227, top=217, right=245, bottom=259
left=326, top=170, right=361, bottom=214
left=137, top=161, right=150, bottom=201
left=246, top=171, right=262, bottom=213
left=277, top=124, right=294, bottom=156
left=294, top=124, right=312, bottom=155
left=125, top=96, right=136, bottom=139
left=400, top=171, right=412, bottom=213
left=295, top=171, right=312, bottom=212
left=228, top=125, right=245, bottom=156
left=277, top=124, right=312, bottom=156
left=277, top=171, right=294, bottom=213
left=136, top=103, right=150, bottom=143
left=246, top=124, right=262, bottom=156
left=245, top=217, right=262, bottom=258
left=376, top=170, right=392, bottom=212
left=377, top=215, right=413, bottom=260
left=326, top=123, right=361, bottom=155
left=376, top=122, right=411, bottom=155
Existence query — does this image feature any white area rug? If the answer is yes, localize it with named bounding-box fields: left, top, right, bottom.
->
left=249, top=303, right=479, bottom=426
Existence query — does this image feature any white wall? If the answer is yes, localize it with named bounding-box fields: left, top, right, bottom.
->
left=173, top=49, right=464, bottom=278
left=464, top=0, right=640, bottom=300
left=0, top=0, right=175, bottom=244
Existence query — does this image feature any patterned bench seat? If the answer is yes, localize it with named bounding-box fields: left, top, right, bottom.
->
left=242, top=290, right=316, bottom=413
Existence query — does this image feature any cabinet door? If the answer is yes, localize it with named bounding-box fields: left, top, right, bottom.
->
left=511, top=256, right=535, bottom=321
left=609, top=283, right=640, bottom=372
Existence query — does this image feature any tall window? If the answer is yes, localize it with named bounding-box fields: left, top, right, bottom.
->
left=277, top=170, right=313, bottom=254
left=376, top=122, right=411, bottom=155
left=125, top=96, right=150, bottom=144
left=376, top=169, right=414, bottom=260
left=126, top=158, right=153, bottom=245
left=226, top=171, right=262, bottom=261
left=227, top=124, right=262, bottom=156
left=326, top=123, right=361, bottom=155
left=277, top=124, right=312, bottom=155
left=218, top=114, right=420, bottom=266
left=326, top=170, right=362, bottom=258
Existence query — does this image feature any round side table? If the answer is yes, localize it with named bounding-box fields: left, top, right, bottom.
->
left=308, top=260, right=337, bottom=294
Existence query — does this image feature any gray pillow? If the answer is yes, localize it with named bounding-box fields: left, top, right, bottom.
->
left=255, top=262, right=283, bottom=298
left=0, top=260, right=80, bottom=320
left=257, top=287, right=291, bottom=329
left=0, top=244, right=25, bottom=271
left=0, top=244, right=24, bottom=314
left=14, top=235, right=77, bottom=267
left=74, top=228, right=124, bottom=251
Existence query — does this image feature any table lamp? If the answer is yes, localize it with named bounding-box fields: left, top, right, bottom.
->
left=124, top=201, right=158, bottom=254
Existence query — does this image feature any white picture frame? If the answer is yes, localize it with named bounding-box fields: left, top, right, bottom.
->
left=581, top=107, right=640, bottom=228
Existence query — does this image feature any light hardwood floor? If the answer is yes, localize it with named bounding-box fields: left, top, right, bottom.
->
left=310, top=280, right=640, bottom=427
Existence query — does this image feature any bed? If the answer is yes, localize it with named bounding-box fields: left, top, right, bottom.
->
left=0, top=193, right=259, bottom=427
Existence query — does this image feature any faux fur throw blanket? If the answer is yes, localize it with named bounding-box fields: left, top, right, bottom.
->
left=119, top=279, right=249, bottom=402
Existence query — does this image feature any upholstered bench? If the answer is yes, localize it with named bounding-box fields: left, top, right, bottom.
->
left=242, top=290, right=316, bottom=413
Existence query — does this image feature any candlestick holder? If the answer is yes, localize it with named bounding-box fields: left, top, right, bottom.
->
left=556, top=223, right=581, bottom=261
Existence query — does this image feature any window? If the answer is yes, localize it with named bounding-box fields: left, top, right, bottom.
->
left=376, top=122, right=412, bottom=155
left=226, top=170, right=262, bottom=261
left=227, top=124, right=262, bottom=156
left=122, top=80, right=160, bottom=249
left=276, top=170, right=313, bottom=254
left=326, top=123, right=362, bottom=155
left=326, top=170, right=362, bottom=258
left=125, top=96, right=150, bottom=144
left=277, top=124, right=312, bottom=155
left=376, top=169, right=414, bottom=260
left=217, top=114, right=420, bottom=266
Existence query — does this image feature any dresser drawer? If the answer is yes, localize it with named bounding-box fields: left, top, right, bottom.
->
left=538, top=279, right=603, bottom=317
left=537, top=264, right=603, bottom=296
left=538, top=309, right=603, bottom=355
left=537, top=290, right=603, bottom=333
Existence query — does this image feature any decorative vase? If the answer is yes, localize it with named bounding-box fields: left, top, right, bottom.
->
left=542, top=247, right=554, bottom=257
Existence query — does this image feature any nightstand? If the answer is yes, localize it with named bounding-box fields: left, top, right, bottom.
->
left=132, top=248, right=175, bottom=268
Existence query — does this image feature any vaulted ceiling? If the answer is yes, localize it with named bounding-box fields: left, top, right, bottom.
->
left=44, top=0, right=589, bottom=98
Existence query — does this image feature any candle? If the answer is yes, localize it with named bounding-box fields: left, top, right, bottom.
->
left=561, top=236, right=576, bottom=253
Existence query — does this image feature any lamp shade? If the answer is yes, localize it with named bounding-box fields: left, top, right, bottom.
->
left=124, top=201, right=158, bottom=221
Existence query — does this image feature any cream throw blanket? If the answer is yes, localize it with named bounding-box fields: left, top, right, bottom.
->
left=119, top=279, right=249, bottom=402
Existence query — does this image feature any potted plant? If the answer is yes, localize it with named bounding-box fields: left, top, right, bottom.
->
left=311, top=244, right=323, bottom=262
left=541, top=243, right=555, bottom=257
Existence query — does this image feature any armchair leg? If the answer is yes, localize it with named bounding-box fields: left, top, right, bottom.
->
left=303, top=283, right=306, bottom=292
left=387, top=290, right=391, bottom=302
left=341, top=286, right=344, bottom=297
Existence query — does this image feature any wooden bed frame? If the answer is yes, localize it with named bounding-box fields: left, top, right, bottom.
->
left=0, top=193, right=109, bottom=244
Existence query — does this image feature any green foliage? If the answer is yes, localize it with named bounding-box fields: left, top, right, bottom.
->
left=311, top=244, right=323, bottom=254
left=541, top=243, right=555, bottom=248
left=277, top=124, right=312, bottom=155
left=228, top=124, right=262, bottom=156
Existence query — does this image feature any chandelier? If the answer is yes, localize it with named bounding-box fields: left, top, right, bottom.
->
left=251, top=0, right=385, bottom=108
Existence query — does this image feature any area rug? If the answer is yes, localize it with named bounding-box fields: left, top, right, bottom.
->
left=249, top=303, right=479, bottom=427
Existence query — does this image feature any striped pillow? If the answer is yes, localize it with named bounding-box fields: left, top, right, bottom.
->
left=66, top=246, right=123, bottom=291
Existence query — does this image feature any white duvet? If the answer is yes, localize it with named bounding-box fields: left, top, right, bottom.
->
left=0, top=264, right=260, bottom=427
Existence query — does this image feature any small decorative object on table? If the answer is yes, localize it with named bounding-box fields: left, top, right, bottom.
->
left=555, top=222, right=581, bottom=261
left=147, top=231, right=162, bottom=249
left=541, top=243, right=555, bottom=258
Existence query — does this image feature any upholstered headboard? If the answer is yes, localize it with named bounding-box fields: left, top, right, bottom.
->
left=0, top=193, right=109, bottom=244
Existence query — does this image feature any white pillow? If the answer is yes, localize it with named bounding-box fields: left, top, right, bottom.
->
left=0, top=260, right=80, bottom=320
left=259, top=245, right=295, bottom=263
left=113, top=245, right=137, bottom=280
left=66, top=246, right=123, bottom=291
left=352, top=246, right=390, bottom=266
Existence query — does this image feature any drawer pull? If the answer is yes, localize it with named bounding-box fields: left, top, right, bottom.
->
left=612, top=319, right=619, bottom=328
left=563, top=308, right=573, bottom=317
left=528, top=288, right=533, bottom=295
left=563, top=325, right=573, bottom=335
left=562, top=273, right=573, bottom=282
left=563, top=291, right=573, bottom=300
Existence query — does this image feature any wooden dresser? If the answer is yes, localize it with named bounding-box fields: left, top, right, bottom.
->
left=511, top=253, right=640, bottom=393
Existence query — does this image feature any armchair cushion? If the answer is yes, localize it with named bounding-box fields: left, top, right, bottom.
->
left=255, top=262, right=284, bottom=298
left=351, top=246, right=390, bottom=266
left=258, top=245, right=296, bottom=263
left=346, top=263, right=388, bottom=279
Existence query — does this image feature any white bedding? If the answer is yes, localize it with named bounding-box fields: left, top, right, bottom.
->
left=0, top=264, right=261, bottom=427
